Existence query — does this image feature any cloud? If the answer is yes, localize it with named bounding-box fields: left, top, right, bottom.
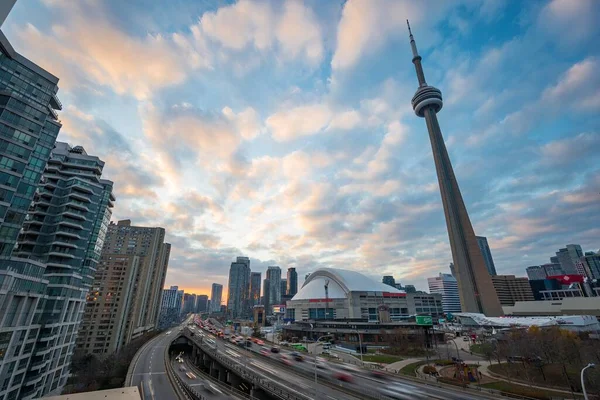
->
left=14, top=2, right=210, bottom=100
left=540, top=132, right=600, bottom=166
left=198, top=0, right=324, bottom=65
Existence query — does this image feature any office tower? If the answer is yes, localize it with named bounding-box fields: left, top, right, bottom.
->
left=250, top=272, right=261, bottom=307
left=77, top=254, right=139, bottom=354
left=287, top=267, right=298, bottom=296
left=0, top=26, right=65, bottom=399
left=526, top=263, right=564, bottom=280
left=196, top=295, right=208, bottom=313
left=266, top=266, right=282, bottom=308
left=581, top=252, right=600, bottom=280
left=491, top=275, right=535, bottom=306
left=550, top=256, right=559, bottom=264
left=263, top=279, right=271, bottom=314
left=407, top=22, right=503, bottom=316
left=227, top=257, right=251, bottom=318
left=157, top=286, right=184, bottom=330
left=210, top=283, right=223, bottom=313
left=404, top=285, right=416, bottom=293
left=382, top=275, right=396, bottom=288
left=280, top=279, right=287, bottom=297
left=13, top=142, right=114, bottom=397
left=449, top=263, right=456, bottom=277
left=529, top=279, right=562, bottom=301
left=0, top=0, right=17, bottom=28
left=100, top=220, right=171, bottom=339
left=182, top=293, right=196, bottom=315
left=476, top=236, right=497, bottom=276
left=555, top=244, right=583, bottom=275
left=427, top=273, right=461, bottom=313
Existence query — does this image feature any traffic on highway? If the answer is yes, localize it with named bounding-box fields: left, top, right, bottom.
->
left=183, top=316, right=498, bottom=400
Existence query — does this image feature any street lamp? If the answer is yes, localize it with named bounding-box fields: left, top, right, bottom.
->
left=581, top=363, right=595, bottom=400
left=352, top=329, right=364, bottom=365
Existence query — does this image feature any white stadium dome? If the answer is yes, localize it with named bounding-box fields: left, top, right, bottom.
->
left=292, top=268, right=404, bottom=301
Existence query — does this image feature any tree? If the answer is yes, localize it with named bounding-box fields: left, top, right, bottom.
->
left=251, top=324, right=263, bottom=339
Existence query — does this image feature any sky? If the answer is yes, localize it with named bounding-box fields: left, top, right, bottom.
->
left=4, top=0, right=599, bottom=298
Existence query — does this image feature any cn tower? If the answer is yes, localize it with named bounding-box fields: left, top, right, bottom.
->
left=407, top=21, right=503, bottom=316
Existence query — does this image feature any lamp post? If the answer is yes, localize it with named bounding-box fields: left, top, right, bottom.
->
left=352, top=329, right=364, bottom=365
left=452, top=338, right=460, bottom=360
left=581, top=363, right=595, bottom=400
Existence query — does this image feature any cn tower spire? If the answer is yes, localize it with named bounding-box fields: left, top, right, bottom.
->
left=407, top=23, right=503, bottom=316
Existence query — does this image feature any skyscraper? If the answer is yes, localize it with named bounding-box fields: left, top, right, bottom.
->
left=526, top=263, right=564, bottom=280
left=196, top=294, right=208, bottom=313
left=182, top=293, right=196, bottom=315
left=210, top=283, right=223, bottom=313
left=449, top=263, right=456, bottom=277
left=581, top=252, right=600, bottom=280
left=250, top=272, right=261, bottom=306
left=227, top=256, right=251, bottom=318
left=280, top=278, right=287, bottom=297
left=262, top=278, right=271, bottom=314
left=14, top=143, right=114, bottom=396
left=427, top=273, right=461, bottom=314
left=287, top=267, right=298, bottom=296
left=77, top=254, right=140, bottom=354
left=382, top=275, right=396, bottom=288
left=407, top=22, right=503, bottom=316
left=476, top=236, right=497, bottom=276
left=266, top=266, right=282, bottom=309
left=0, top=0, right=17, bottom=28
left=555, top=244, right=583, bottom=275
left=101, top=220, right=171, bottom=338
left=157, top=285, right=184, bottom=329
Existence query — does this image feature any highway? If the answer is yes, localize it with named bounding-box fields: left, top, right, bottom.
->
left=189, top=322, right=502, bottom=400
left=128, top=329, right=182, bottom=400
left=172, top=352, right=241, bottom=399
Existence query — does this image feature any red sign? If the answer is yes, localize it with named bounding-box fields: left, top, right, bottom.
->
left=547, top=274, right=584, bottom=284
left=382, top=292, right=407, bottom=298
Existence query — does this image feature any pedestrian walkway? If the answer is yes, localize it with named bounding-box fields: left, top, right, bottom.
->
left=477, top=362, right=576, bottom=396
left=384, top=358, right=423, bottom=374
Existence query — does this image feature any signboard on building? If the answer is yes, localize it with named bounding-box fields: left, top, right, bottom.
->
left=416, top=315, right=433, bottom=326
left=272, top=305, right=286, bottom=314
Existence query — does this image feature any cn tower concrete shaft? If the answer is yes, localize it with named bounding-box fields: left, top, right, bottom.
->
left=407, top=21, right=503, bottom=317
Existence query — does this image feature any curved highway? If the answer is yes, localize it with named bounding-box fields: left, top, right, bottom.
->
left=128, top=329, right=183, bottom=399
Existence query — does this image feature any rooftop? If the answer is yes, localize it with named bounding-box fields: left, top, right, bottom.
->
left=42, top=387, right=140, bottom=400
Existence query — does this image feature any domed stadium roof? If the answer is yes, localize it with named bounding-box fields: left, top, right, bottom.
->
left=291, top=268, right=404, bottom=301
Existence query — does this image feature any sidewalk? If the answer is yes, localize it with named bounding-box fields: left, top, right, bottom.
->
left=384, top=358, right=423, bottom=374
left=477, top=362, right=576, bottom=396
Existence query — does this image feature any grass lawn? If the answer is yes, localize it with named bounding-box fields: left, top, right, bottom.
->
left=399, top=361, right=426, bottom=376
left=481, top=381, right=584, bottom=399
left=354, top=354, right=403, bottom=364
left=487, top=362, right=589, bottom=392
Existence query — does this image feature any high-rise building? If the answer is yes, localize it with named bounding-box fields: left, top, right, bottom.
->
left=157, top=286, right=184, bottom=330
left=210, top=283, right=223, bottom=313
left=195, top=294, right=208, bottom=313
left=449, top=263, right=456, bottom=277
left=250, top=272, right=261, bottom=307
left=100, top=220, right=171, bottom=339
left=404, top=285, right=417, bottom=294
left=227, top=257, right=251, bottom=318
left=77, top=254, right=139, bottom=355
left=407, top=23, right=503, bottom=316
left=182, top=293, right=196, bottom=315
left=262, top=278, right=271, bottom=314
left=280, top=278, right=287, bottom=297
left=427, top=273, right=461, bottom=313
left=555, top=244, right=584, bottom=275
left=266, top=266, right=282, bottom=312
left=476, top=236, right=497, bottom=276
left=528, top=279, right=562, bottom=301
left=382, top=275, right=396, bottom=288
left=581, top=252, right=600, bottom=280
left=287, top=267, right=298, bottom=297
left=13, top=142, right=114, bottom=397
left=491, top=275, right=535, bottom=306
left=0, top=27, right=65, bottom=398
left=526, top=263, right=564, bottom=280
left=0, top=0, right=17, bottom=28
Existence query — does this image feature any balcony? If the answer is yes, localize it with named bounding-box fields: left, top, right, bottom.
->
left=47, top=251, right=75, bottom=259
left=51, top=92, right=62, bottom=110
left=57, top=221, right=83, bottom=230
left=28, top=358, right=50, bottom=371
left=50, top=240, right=77, bottom=249
left=68, top=192, right=91, bottom=202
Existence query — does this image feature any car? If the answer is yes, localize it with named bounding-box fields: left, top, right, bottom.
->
left=280, top=341, right=289, bottom=346
left=185, top=372, right=196, bottom=380
left=280, top=355, right=292, bottom=366
left=290, top=352, right=304, bottom=361
left=333, top=371, right=353, bottom=382
left=462, top=337, right=469, bottom=341
left=179, top=366, right=186, bottom=372
left=260, top=349, right=270, bottom=356
left=370, top=370, right=388, bottom=380
left=380, top=383, right=426, bottom=399
left=270, top=347, right=280, bottom=353
left=256, top=339, right=264, bottom=345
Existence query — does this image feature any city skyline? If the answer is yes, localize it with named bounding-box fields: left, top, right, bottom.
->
left=3, top=0, right=598, bottom=296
